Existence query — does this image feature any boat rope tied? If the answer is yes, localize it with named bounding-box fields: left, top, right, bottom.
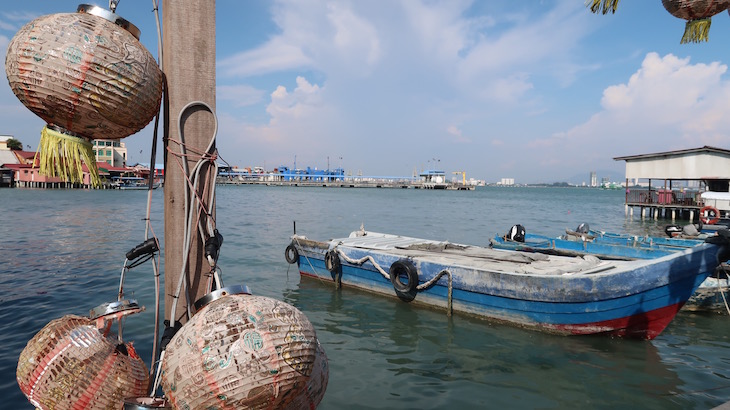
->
left=416, top=269, right=453, bottom=316
left=292, top=237, right=333, bottom=289
left=716, top=263, right=730, bottom=316
left=334, top=247, right=453, bottom=316
left=334, top=248, right=390, bottom=280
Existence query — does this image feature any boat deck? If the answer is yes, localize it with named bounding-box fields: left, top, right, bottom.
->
left=318, top=231, right=630, bottom=276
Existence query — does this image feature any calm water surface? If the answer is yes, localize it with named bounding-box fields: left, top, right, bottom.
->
left=1, top=186, right=730, bottom=409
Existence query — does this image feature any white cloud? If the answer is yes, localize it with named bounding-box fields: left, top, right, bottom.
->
left=217, top=84, right=266, bottom=107
left=529, top=52, right=730, bottom=168
left=327, top=3, right=381, bottom=69
left=267, top=76, right=324, bottom=123
left=218, top=37, right=313, bottom=77
left=447, top=125, right=470, bottom=143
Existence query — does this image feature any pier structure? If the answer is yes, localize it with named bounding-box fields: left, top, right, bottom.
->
left=217, top=167, right=475, bottom=190
left=614, top=146, right=730, bottom=222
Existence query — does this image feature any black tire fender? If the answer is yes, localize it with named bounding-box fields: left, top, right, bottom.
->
left=389, top=259, right=419, bottom=294
left=325, top=249, right=341, bottom=272
left=285, top=244, right=299, bottom=264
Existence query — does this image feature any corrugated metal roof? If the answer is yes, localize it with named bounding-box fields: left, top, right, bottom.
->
left=0, top=150, right=19, bottom=166
left=613, top=146, right=730, bottom=180
left=613, top=146, right=730, bottom=161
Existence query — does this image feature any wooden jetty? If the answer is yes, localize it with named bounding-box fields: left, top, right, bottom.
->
left=614, top=146, right=730, bottom=222
left=216, top=176, right=475, bottom=190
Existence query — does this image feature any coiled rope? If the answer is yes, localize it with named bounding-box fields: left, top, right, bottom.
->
left=332, top=246, right=453, bottom=316
left=716, top=263, right=730, bottom=315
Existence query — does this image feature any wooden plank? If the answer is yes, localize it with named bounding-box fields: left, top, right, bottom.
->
left=162, top=0, right=216, bottom=325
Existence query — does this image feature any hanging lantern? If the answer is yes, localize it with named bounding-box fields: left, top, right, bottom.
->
left=16, top=315, right=149, bottom=409
left=160, top=294, right=329, bottom=409
left=662, top=0, right=730, bottom=43
left=5, top=4, right=163, bottom=186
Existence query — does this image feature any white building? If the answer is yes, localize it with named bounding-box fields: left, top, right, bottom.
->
left=93, top=139, right=128, bottom=167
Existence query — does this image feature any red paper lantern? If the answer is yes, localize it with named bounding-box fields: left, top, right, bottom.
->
left=5, top=4, right=162, bottom=185
left=160, top=294, right=328, bottom=409
left=16, top=315, right=149, bottom=409
left=661, top=0, right=730, bottom=42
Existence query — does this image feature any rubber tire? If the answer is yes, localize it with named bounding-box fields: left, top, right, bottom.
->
left=285, top=244, right=299, bottom=264
left=389, top=259, right=419, bottom=294
left=325, top=250, right=341, bottom=273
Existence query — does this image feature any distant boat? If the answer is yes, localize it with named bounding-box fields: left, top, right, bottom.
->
left=286, top=227, right=729, bottom=339
left=112, top=176, right=161, bottom=190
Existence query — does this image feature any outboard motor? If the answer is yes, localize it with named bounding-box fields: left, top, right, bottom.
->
left=682, top=223, right=700, bottom=237
left=575, top=223, right=590, bottom=234
left=705, top=228, right=730, bottom=263
left=665, top=224, right=682, bottom=238
left=507, top=224, right=526, bottom=242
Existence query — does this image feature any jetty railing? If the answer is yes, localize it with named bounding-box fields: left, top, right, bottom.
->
left=625, top=188, right=701, bottom=207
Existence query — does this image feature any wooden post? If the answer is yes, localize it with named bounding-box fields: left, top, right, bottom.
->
left=163, top=0, right=216, bottom=325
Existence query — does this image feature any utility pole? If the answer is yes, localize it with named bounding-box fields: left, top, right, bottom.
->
left=162, top=0, right=216, bottom=326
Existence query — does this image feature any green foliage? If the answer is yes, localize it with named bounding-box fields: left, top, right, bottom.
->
left=586, top=0, right=620, bottom=15
left=6, top=138, right=22, bottom=150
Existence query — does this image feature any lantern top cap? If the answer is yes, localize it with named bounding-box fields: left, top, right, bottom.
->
left=77, top=4, right=141, bottom=40
left=193, top=285, right=252, bottom=311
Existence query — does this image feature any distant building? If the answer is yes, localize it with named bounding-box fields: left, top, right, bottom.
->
left=498, top=178, right=515, bottom=186
left=0, top=135, right=14, bottom=150
left=590, top=171, right=597, bottom=187
left=93, top=139, right=127, bottom=167
left=614, top=145, right=730, bottom=221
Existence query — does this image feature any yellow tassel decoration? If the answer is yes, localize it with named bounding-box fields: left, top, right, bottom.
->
left=681, top=18, right=712, bottom=43
left=36, top=126, right=101, bottom=187
left=586, top=0, right=620, bottom=15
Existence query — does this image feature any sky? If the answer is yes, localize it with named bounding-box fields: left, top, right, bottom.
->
left=2, top=1, right=730, bottom=184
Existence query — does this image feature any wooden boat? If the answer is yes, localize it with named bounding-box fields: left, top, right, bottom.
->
left=489, top=232, right=679, bottom=260
left=562, top=225, right=708, bottom=248
left=285, top=227, right=729, bottom=339
left=112, top=176, right=161, bottom=190
left=490, top=225, right=730, bottom=311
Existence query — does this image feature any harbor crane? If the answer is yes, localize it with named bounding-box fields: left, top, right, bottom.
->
left=453, top=171, right=466, bottom=185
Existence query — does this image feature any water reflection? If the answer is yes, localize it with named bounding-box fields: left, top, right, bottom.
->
left=285, top=277, right=687, bottom=409
left=4, top=186, right=730, bottom=409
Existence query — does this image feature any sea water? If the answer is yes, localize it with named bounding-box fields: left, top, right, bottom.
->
left=1, top=186, right=730, bottom=409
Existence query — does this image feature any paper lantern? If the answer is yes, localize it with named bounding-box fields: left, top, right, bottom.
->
left=661, top=0, right=730, bottom=42
left=5, top=4, right=163, bottom=185
left=16, top=315, right=149, bottom=409
left=160, top=294, right=328, bottom=409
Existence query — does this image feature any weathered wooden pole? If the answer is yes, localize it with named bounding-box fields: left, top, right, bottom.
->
left=162, top=0, right=216, bottom=326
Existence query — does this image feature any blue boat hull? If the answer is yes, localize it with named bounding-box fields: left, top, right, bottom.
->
left=491, top=230, right=730, bottom=311
left=289, top=231, right=726, bottom=339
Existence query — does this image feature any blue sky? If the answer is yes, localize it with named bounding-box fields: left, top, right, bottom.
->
left=2, top=1, right=730, bottom=184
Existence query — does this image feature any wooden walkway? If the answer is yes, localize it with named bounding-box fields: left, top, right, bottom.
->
left=624, top=188, right=701, bottom=222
